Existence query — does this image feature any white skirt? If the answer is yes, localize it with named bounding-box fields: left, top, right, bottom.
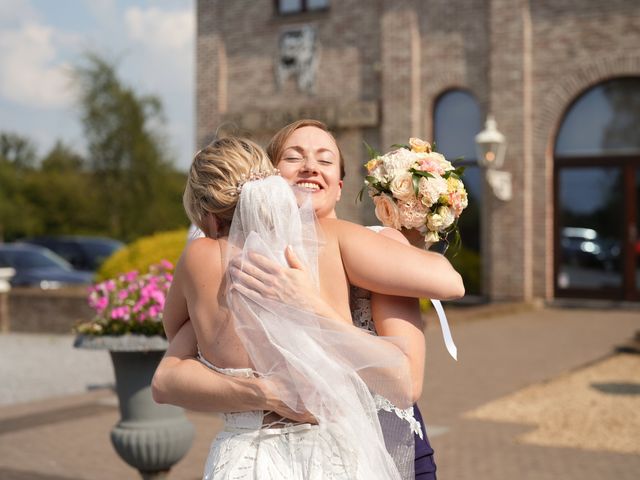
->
left=202, top=411, right=362, bottom=480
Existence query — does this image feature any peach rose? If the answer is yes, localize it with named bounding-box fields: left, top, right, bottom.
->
left=409, top=137, right=432, bottom=153
left=374, top=194, right=401, bottom=229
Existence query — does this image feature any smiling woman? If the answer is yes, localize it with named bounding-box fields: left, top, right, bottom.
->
left=267, top=119, right=345, bottom=219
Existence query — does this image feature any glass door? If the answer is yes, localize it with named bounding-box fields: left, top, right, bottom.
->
left=556, top=167, right=624, bottom=297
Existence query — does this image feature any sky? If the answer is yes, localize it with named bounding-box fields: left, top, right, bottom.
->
left=0, top=0, right=195, bottom=171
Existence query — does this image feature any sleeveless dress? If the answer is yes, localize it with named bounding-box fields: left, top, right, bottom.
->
left=350, top=226, right=437, bottom=480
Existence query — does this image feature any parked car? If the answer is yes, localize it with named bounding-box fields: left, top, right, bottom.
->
left=20, top=236, right=124, bottom=272
left=561, top=227, right=620, bottom=271
left=0, top=243, right=94, bottom=288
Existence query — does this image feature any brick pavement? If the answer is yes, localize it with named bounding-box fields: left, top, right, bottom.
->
left=0, top=305, right=638, bottom=479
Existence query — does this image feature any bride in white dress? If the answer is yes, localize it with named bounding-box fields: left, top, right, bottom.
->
left=163, top=137, right=464, bottom=479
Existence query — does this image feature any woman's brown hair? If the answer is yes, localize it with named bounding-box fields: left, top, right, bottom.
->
left=266, top=119, right=346, bottom=180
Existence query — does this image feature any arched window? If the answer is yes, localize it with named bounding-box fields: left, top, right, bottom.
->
left=554, top=77, right=640, bottom=300
left=433, top=89, right=483, bottom=295
left=556, top=78, right=640, bottom=157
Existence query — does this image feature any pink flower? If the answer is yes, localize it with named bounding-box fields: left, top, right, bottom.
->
left=416, top=157, right=445, bottom=176
left=449, top=190, right=468, bottom=216
left=124, top=271, right=138, bottom=282
left=149, top=305, right=162, bottom=318
left=160, top=260, right=173, bottom=270
left=92, top=296, right=108, bottom=313
left=117, top=290, right=129, bottom=301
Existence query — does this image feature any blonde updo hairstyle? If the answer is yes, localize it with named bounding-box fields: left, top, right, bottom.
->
left=183, top=137, right=273, bottom=236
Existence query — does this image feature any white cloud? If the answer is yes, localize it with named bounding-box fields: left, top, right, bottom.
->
left=0, top=0, right=40, bottom=27
left=125, top=6, right=193, bottom=52
left=0, top=22, right=75, bottom=108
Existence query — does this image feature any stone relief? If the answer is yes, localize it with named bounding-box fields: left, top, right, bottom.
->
left=276, top=25, right=318, bottom=94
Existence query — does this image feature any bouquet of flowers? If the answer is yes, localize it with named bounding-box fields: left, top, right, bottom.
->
left=360, top=137, right=468, bottom=251
left=75, top=260, right=173, bottom=336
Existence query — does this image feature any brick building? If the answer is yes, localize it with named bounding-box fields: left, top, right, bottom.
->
left=196, top=0, right=640, bottom=303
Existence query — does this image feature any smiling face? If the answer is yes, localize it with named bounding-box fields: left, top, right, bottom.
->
left=276, top=126, right=343, bottom=219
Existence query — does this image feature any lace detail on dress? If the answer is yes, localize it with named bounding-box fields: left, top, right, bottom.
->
left=373, top=395, right=424, bottom=440
left=350, top=285, right=376, bottom=334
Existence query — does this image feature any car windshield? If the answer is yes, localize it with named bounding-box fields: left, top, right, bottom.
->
left=80, top=239, right=123, bottom=257
left=0, top=249, right=72, bottom=270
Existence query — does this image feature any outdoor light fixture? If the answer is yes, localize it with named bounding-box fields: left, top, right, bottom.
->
left=475, top=115, right=512, bottom=201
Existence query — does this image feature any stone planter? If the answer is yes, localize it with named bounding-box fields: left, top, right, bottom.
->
left=75, top=335, right=195, bottom=479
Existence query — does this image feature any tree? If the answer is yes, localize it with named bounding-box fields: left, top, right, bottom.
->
left=73, top=53, right=186, bottom=241
left=0, top=132, right=37, bottom=169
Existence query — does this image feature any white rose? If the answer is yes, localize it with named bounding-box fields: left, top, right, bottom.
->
left=382, top=148, right=417, bottom=175
left=418, top=176, right=448, bottom=207
left=389, top=172, right=415, bottom=201
left=424, top=230, right=440, bottom=248
left=373, top=194, right=401, bottom=229
left=427, top=212, right=445, bottom=231
left=398, top=198, right=428, bottom=229
left=437, top=205, right=456, bottom=229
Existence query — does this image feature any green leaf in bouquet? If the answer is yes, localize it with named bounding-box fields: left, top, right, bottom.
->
left=365, top=175, right=378, bottom=185
left=410, top=168, right=435, bottom=179
left=390, top=143, right=411, bottom=150
left=443, top=166, right=465, bottom=180
left=448, top=227, right=462, bottom=259
left=356, top=184, right=366, bottom=203
left=453, top=156, right=465, bottom=163
left=412, top=174, right=420, bottom=196
left=363, top=141, right=381, bottom=160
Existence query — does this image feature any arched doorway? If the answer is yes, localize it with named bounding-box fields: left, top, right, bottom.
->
left=554, top=77, right=640, bottom=300
left=433, top=89, right=482, bottom=295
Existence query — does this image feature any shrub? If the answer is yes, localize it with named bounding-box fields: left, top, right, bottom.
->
left=97, top=229, right=188, bottom=281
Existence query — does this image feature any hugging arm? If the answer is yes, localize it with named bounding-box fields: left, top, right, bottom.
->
left=152, top=320, right=268, bottom=412
left=326, top=218, right=465, bottom=300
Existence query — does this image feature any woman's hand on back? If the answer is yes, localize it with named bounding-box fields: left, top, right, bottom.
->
left=229, top=247, right=346, bottom=322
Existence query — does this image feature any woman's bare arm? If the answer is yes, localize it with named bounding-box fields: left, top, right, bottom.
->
left=152, top=321, right=268, bottom=412
left=324, top=218, right=465, bottom=300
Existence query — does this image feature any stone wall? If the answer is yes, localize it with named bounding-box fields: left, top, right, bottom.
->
left=2, top=288, right=93, bottom=334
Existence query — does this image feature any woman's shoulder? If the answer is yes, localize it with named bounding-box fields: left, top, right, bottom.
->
left=177, top=237, right=223, bottom=276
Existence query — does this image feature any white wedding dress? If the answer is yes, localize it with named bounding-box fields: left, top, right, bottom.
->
left=200, top=176, right=414, bottom=480
left=200, top=360, right=360, bottom=480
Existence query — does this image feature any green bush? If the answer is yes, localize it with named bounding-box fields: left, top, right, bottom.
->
left=97, top=228, right=188, bottom=281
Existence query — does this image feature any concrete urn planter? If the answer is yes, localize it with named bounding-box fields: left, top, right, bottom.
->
left=75, top=334, right=195, bottom=479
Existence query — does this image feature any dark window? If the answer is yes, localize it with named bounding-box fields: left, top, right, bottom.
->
left=433, top=89, right=483, bottom=295
left=555, top=77, right=640, bottom=157
left=276, top=0, right=329, bottom=15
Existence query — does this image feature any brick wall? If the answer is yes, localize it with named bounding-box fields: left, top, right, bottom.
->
left=196, top=0, right=640, bottom=301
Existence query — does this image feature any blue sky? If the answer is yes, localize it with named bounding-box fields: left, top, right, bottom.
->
left=0, top=0, right=195, bottom=171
